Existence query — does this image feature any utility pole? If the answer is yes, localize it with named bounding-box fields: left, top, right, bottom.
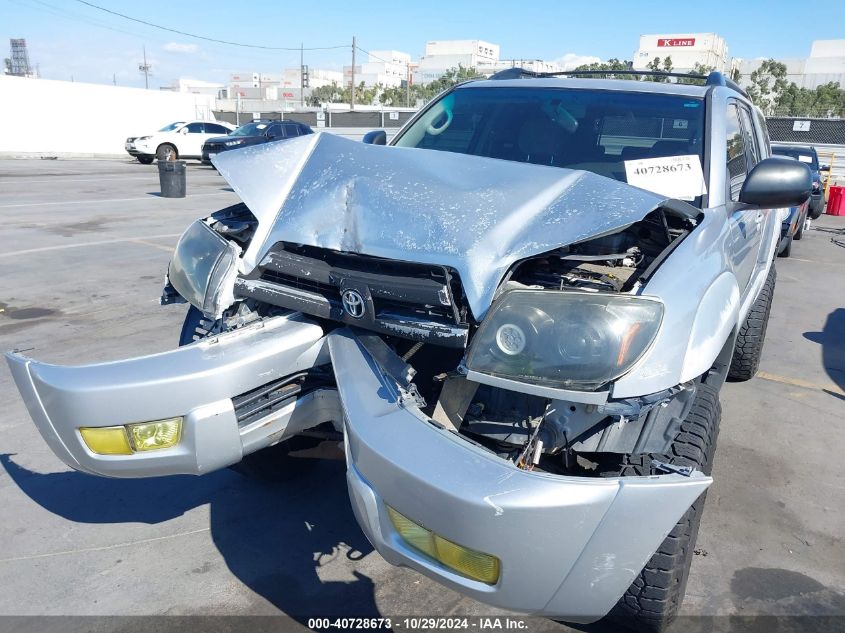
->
left=406, top=63, right=411, bottom=108
left=350, top=36, right=356, bottom=110
left=113, top=73, right=116, bottom=86
left=300, top=42, right=304, bottom=108
left=139, top=46, right=151, bottom=89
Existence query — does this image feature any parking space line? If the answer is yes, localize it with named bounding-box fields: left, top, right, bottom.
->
left=0, top=191, right=234, bottom=209
left=0, top=527, right=211, bottom=564
left=0, top=233, right=182, bottom=258
left=756, top=370, right=845, bottom=396
left=130, top=238, right=175, bottom=253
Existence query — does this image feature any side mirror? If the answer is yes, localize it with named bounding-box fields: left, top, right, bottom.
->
left=179, top=127, right=188, bottom=135
left=820, top=164, right=830, bottom=172
left=739, top=156, right=812, bottom=207
left=362, top=130, right=387, bottom=145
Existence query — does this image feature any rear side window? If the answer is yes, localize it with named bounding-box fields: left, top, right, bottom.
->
left=725, top=104, right=747, bottom=202
left=205, top=123, right=230, bottom=134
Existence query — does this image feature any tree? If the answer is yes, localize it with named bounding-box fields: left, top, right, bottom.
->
left=677, top=63, right=715, bottom=85
left=572, top=58, right=639, bottom=80
left=644, top=56, right=674, bottom=81
left=747, top=59, right=789, bottom=115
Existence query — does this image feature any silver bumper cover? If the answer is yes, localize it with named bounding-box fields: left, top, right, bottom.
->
left=329, top=328, right=712, bottom=621
left=5, top=314, right=329, bottom=477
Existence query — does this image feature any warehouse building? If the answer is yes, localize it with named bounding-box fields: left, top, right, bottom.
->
left=633, top=33, right=731, bottom=72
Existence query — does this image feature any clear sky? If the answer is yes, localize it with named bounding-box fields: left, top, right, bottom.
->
left=3, top=0, right=843, bottom=89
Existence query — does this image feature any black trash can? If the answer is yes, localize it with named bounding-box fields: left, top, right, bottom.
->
left=157, top=160, right=187, bottom=198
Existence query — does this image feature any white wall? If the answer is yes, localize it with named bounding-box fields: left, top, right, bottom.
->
left=0, top=75, right=217, bottom=157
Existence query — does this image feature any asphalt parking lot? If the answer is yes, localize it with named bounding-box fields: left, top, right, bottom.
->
left=0, top=158, right=844, bottom=629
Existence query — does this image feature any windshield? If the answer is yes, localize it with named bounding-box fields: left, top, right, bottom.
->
left=394, top=86, right=706, bottom=201
left=231, top=122, right=269, bottom=137
left=772, top=146, right=818, bottom=169
left=158, top=122, right=185, bottom=132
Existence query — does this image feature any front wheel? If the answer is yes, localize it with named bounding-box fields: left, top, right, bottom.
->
left=599, top=376, right=721, bottom=632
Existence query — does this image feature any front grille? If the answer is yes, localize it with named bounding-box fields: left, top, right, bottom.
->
left=232, top=369, right=334, bottom=428
left=205, top=143, right=225, bottom=153
left=235, top=243, right=471, bottom=348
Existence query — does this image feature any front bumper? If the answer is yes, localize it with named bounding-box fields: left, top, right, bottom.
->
left=5, top=314, right=330, bottom=477
left=329, top=329, right=712, bottom=622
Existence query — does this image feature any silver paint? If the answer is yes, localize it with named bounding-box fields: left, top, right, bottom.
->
left=212, top=132, right=664, bottom=320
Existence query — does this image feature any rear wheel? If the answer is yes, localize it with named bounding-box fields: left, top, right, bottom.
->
left=599, top=375, right=721, bottom=632
left=156, top=143, right=177, bottom=161
left=778, top=235, right=792, bottom=257
left=794, top=219, right=804, bottom=241
left=137, top=155, right=154, bottom=165
left=728, top=264, right=776, bottom=381
left=179, top=305, right=319, bottom=481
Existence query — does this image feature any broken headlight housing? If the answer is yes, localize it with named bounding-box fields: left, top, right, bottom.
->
left=168, top=220, right=240, bottom=318
left=465, top=290, right=663, bottom=391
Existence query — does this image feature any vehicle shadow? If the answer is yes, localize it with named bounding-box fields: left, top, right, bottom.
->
left=0, top=453, right=378, bottom=619
left=802, top=307, right=845, bottom=396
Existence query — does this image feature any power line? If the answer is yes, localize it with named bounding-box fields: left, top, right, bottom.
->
left=73, top=0, right=349, bottom=51
left=355, top=45, right=393, bottom=65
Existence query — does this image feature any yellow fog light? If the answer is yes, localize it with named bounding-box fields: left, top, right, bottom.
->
left=387, top=506, right=500, bottom=585
left=79, top=426, right=132, bottom=455
left=127, top=417, right=183, bottom=452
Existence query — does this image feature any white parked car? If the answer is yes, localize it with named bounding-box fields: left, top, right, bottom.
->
left=125, top=120, right=236, bottom=164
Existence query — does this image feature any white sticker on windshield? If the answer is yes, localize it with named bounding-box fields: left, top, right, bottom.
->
left=624, top=154, right=707, bottom=201
left=798, top=155, right=813, bottom=163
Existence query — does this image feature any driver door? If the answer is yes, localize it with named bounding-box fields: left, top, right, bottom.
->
left=179, top=122, right=206, bottom=157
left=725, top=102, right=763, bottom=297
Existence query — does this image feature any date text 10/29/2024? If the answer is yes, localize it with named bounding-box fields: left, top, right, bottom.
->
left=307, top=617, right=530, bottom=630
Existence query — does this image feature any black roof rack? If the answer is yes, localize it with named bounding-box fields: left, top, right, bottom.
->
left=489, top=67, right=749, bottom=98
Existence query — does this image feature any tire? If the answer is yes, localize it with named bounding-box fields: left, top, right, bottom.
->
left=794, top=219, right=804, bottom=241
left=778, top=235, right=792, bottom=258
left=600, top=376, right=721, bottom=633
left=137, top=155, right=154, bottom=165
left=156, top=143, right=178, bottom=161
left=178, top=305, right=317, bottom=481
left=727, top=263, right=776, bottom=381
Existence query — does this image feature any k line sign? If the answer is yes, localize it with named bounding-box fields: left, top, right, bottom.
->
left=657, top=38, right=696, bottom=47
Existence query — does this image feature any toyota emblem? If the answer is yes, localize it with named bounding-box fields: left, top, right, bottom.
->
left=341, top=289, right=366, bottom=319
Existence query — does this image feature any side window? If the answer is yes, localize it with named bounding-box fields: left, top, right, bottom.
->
left=753, top=109, right=771, bottom=158
left=725, top=104, right=747, bottom=202
left=738, top=107, right=759, bottom=167
left=285, top=124, right=300, bottom=137
left=206, top=123, right=229, bottom=134
left=185, top=122, right=205, bottom=133
left=268, top=124, right=286, bottom=138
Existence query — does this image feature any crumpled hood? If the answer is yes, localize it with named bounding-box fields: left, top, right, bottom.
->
left=213, top=132, right=665, bottom=319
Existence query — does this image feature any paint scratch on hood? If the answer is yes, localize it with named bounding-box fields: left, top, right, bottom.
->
left=213, top=133, right=666, bottom=319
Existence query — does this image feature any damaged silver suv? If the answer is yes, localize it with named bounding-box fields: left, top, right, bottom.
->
left=7, top=71, right=812, bottom=630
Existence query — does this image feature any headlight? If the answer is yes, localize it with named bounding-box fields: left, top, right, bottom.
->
left=466, top=290, right=663, bottom=391
left=225, top=139, right=245, bottom=147
left=168, top=220, right=240, bottom=317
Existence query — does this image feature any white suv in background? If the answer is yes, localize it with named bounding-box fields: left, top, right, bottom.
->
left=125, top=120, right=236, bottom=164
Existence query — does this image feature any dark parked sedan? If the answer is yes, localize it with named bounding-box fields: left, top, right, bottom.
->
left=202, top=120, right=314, bottom=163
left=772, top=144, right=824, bottom=218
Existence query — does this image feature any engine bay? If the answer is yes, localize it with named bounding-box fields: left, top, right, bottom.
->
left=205, top=203, right=698, bottom=477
